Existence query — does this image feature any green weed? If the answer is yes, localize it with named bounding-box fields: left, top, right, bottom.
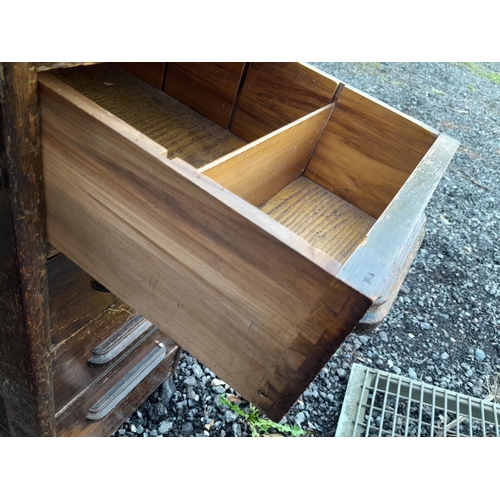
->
left=220, top=395, right=306, bottom=437
left=462, top=62, right=500, bottom=85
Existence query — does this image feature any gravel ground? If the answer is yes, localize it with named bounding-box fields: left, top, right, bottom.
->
left=114, top=62, right=500, bottom=437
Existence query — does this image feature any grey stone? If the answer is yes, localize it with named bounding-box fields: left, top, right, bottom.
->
left=441, top=352, right=450, bottom=360
left=232, top=423, right=242, bottom=437
left=393, top=366, right=402, bottom=375
left=183, top=376, right=197, bottom=387
left=337, top=368, right=347, bottom=378
left=136, top=425, right=144, bottom=434
left=378, top=331, right=389, bottom=342
left=130, top=424, right=137, bottom=433
left=182, top=422, right=194, bottom=435
left=158, top=421, right=173, bottom=435
left=224, top=410, right=237, bottom=423
left=212, top=385, right=226, bottom=394
left=118, top=428, right=125, bottom=436
left=191, top=363, right=204, bottom=379
left=359, top=335, right=369, bottom=344
left=466, top=369, right=474, bottom=377
left=160, top=377, right=176, bottom=404
left=420, top=322, right=431, bottom=330
left=187, top=389, right=197, bottom=400
left=150, top=429, right=158, bottom=437
left=475, top=348, right=486, bottom=362
left=295, top=411, right=308, bottom=426
left=408, top=368, right=418, bottom=380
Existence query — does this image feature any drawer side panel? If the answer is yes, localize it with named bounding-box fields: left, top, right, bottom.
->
left=40, top=73, right=371, bottom=421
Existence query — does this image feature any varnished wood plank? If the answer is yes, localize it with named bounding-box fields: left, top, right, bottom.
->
left=305, top=85, right=439, bottom=218
left=0, top=63, right=55, bottom=436
left=231, top=62, right=339, bottom=142
left=40, top=73, right=370, bottom=421
left=260, top=176, right=376, bottom=264
left=339, top=134, right=459, bottom=305
left=200, top=105, right=333, bottom=207
left=163, top=63, right=246, bottom=128
left=48, top=253, right=118, bottom=348
left=118, top=62, right=165, bottom=89
left=52, top=300, right=156, bottom=414
left=56, top=331, right=179, bottom=436
left=52, top=63, right=246, bottom=168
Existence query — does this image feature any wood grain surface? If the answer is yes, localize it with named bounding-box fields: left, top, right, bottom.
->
left=40, top=72, right=370, bottom=421
left=48, top=253, right=118, bottom=348
left=338, top=133, right=459, bottom=304
left=231, top=62, right=339, bottom=142
left=200, top=105, right=333, bottom=206
left=0, top=63, right=55, bottom=436
left=305, top=85, right=439, bottom=218
left=260, top=176, right=376, bottom=264
left=118, top=62, right=165, bottom=89
left=52, top=63, right=246, bottom=168
left=56, top=332, right=179, bottom=436
left=163, top=63, right=246, bottom=128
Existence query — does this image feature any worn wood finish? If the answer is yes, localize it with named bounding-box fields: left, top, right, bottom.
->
left=200, top=105, right=333, bottom=206
left=231, top=62, right=339, bottom=142
left=52, top=300, right=156, bottom=414
left=40, top=73, right=371, bottom=421
left=53, top=64, right=245, bottom=168
left=355, top=215, right=426, bottom=333
left=260, top=176, right=376, bottom=265
left=305, top=85, right=439, bottom=218
left=118, top=62, right=165, bottom=89
left=56, top=332, right=179, bottom=436
left=47, top=244, right=61, bottom=259
left=0, top=63, right=56, bottom=436
left=48, top=253, right=118, bottom=347
left=163, top=63, right=246, bottom=128
left=36, top=62, right=99, bottom=72
left=339, top=134, right=459, bottom=305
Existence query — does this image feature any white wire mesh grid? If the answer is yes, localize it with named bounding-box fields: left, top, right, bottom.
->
left=336, top=363, right=500, bottom=437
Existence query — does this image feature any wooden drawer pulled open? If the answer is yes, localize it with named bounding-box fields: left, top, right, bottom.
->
left=39, top=63, right=459, bottom=421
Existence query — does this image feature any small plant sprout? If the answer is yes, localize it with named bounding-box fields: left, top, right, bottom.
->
left=220, top=395, right=306, bottom=437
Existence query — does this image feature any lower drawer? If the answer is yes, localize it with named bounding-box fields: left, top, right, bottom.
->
left=56, top=330, right=179, bottom=437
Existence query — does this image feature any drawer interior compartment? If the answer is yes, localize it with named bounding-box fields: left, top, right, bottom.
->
left=39, top=63, right=458, bottom=421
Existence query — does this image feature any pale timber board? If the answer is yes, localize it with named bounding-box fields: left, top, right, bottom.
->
left=39, top=73, right=371, bottom=421
left=200, top=105, right=334, bottom=207
left=305, top=85, right=439, bottom=218
left=51, top=63, right=246, bottom=168
left=231, top=62, right=339, bottom=142
left=260, top=176, right=376, bottom=265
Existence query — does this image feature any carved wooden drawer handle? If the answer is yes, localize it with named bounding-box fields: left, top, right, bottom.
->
left=86, top=342, right=166, bottom=421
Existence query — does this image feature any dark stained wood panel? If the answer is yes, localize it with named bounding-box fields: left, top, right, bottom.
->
left=260, top=176, right=376, bottom=264
left=48, top=253, right=118, bottom=347
left=305, top=85, right=439, bottom=218
left=231, top=62, right=339, bottom=142
left=52, top=63, right=246, bottom=168
left=0, top=62, right=55, bottom=436
left=118, top=62, right=165, bottom=89
left=52, top=300, right=156, bottom=413
left=163, top=63, right=245, bottom=128
left=55, top=331, right=179, bottom=436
